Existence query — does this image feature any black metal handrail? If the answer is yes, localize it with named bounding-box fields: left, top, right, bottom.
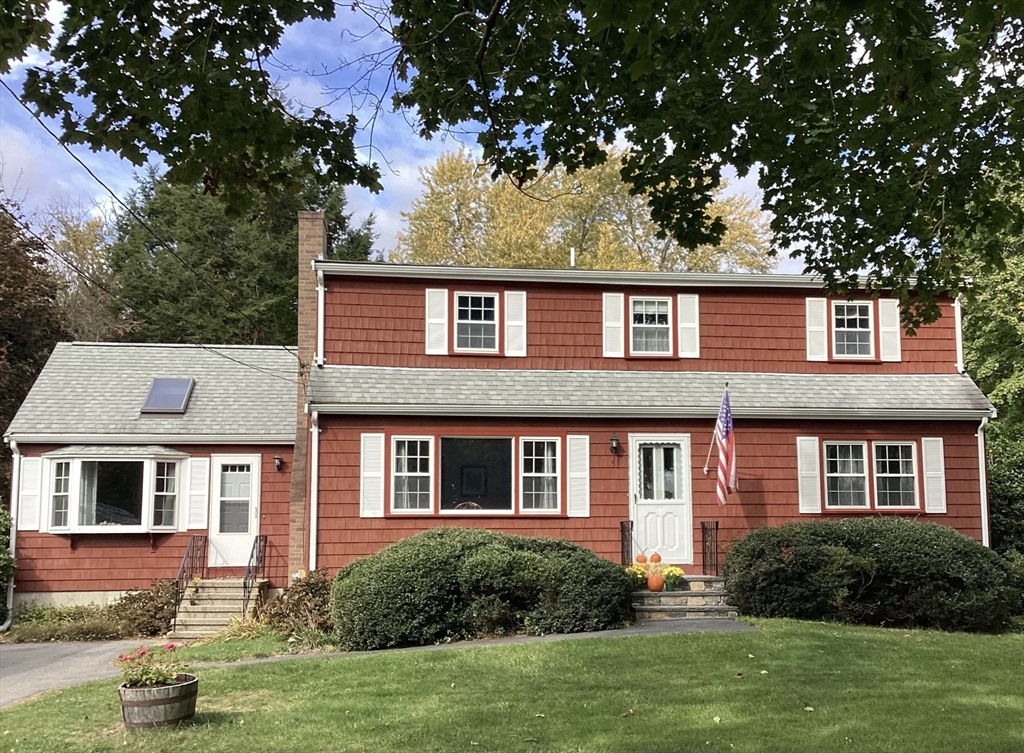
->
left=701, top=521, right=720, bottom=576
left=173, top=534, right=207, bottom=631
left=241, top=535, right=268, bottom=615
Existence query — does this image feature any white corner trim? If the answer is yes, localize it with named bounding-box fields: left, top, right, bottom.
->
left=978, top=416, right=990, bottom=547
left=309, top=411, right=320, bottom=570
left=954, top=295, right=965, bottom=374
left=316, top=269, right=325, bottom=368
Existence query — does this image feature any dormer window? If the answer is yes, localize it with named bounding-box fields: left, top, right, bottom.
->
left=142, top=378, right=195, bottom=414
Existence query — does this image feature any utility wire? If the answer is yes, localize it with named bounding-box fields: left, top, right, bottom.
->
left=0, top=204, right=300, bottom=386
left=0, top=77, right=304, bottom=367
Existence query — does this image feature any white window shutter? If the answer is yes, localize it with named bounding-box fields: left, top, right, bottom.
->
left=186, top=458, right=210, bottom=530
left=505, top=291, right=527, bottom=357
left=806, top=298, right=828, bottom=361
left=922, top=438, right=947, bottom=513
left=566, top=435, right=590, bottom=518
left=677, top=293, right=700, bottom=358
left=425, top=288, right=448, bottom=355
left=796, top=437, right=822, bottom=513
left=17, top=457, right=42, bottom=531
left=602, top=293, right=625, bottom=358
left=878, top=298, right=902, bottom=362
left=360, top=433, right=386, bottom=518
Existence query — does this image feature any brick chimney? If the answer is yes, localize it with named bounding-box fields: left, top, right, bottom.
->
left=288, top=211, right=325, bottom=575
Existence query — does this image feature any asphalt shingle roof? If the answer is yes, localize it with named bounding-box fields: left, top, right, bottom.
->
left=5, top=342, right=298, bottom=441
left=307, top=366, right=994, bottom=419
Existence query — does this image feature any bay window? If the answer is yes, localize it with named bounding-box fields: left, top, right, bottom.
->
left=45, top=453, right=183, bottom=532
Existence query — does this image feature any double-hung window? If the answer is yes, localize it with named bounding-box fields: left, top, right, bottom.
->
left=47, top=455, right=182, bottom=532
left=521, top=439, right=559, bottom=512
left=392, top=438, right=433, bottom=511
left=873, top=443, right=917, bottom=508
left=824, top=442, right=868, bottom=508
left=630, top=297, right=672, bottom=355
left=832, top=302, right=873, bottom=358
left=455, top=293, right=498, bottom=351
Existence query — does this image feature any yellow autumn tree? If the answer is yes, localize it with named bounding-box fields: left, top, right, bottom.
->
left=393, top=150, right=775, bottom=272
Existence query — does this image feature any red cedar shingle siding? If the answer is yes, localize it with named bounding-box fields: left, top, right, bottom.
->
left=323, top=277, right=958, bottom=372
left=14, top=445, right=292, bottom=593
left=314, top=417, right=982, bottom=573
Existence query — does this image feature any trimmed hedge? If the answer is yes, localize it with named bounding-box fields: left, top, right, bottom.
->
left=331, top=528, right=633, bottom=650
left=724, top=518, right=1023, bottom=633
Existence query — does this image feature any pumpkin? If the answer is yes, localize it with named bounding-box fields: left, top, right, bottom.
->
left=635, top=553, right=648, bottom=564
left=647, top=574, right=665, bottom=592
left=649, top=552, right=662, bottom=564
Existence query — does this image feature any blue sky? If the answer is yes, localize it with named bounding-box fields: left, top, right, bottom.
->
left=0, top=5, right=801, bottom=271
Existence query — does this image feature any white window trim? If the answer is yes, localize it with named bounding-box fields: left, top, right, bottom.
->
left=44, top=454, right=183, bottom=534
left=390, top=435, right=435, bottom=514
left=438, top=436, right=516, bottom=515
left=628, top=295, right=674, bottom=357
left=453, top=291, right=500, bottom=353
left=871, top=441, right=920, bottom=510
left=519, top=437, right=561, bottom=515
left=831, top=300, right=875, bottom=360
left=823, top=441, right=870, bottom=509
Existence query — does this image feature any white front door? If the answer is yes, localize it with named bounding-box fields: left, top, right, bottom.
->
left=630, top=434, right=693, bottom=563
left=208, top=455, right=261, bottom=567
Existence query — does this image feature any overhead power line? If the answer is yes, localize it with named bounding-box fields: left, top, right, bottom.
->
left=0, top=77, right=303, bottom=366
left=0, top=203, right=300, bottom=385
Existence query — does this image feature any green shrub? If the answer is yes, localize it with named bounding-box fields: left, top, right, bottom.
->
left=725, top=518, right=1023, bottom=633
left=12, top=603, right=107, bottom=625
left=9, top=618, right=127, bottom=642
left=989, top=436, right=1024, bottom=553
left=260, top=568, right=334, bottom=636
left=0, top=506, right=13, bottom=625
left=108, top=579, right=178, bottom=636
left=331, top=528, right=633, bottom=650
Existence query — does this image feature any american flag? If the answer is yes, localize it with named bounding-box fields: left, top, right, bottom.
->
left=714, top=389, right=737, bottom=505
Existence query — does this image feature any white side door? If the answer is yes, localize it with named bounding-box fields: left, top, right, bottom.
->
left=629, top=434, right=693, bottom=563
left=208, top=455, right=261, bottom=567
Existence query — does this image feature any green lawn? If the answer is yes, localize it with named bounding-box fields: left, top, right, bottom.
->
left=163, top=630, right=293, bottom=663
left=2, top=619, right=1021, bottom=753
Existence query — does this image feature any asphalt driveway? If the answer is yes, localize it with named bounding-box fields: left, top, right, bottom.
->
left=0, top=639, right=145, bottom=707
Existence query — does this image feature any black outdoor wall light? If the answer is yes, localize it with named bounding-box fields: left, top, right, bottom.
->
left=274, top=454, right=284, bottom=472
left=609, top=434, right=621, bottom=454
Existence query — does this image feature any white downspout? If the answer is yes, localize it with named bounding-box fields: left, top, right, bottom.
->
left=315, top=266, right=325, bottom=368
left=308, top=411, right=320, bottom=571
left=1, top=439, right=21, bottom=632
left=977, top=416, right=992, bottom=548
left=953, top=295, right=965, bottom=374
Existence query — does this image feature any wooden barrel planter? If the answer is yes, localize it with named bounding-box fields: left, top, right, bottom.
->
left=118, top=674, right=199, bottom=731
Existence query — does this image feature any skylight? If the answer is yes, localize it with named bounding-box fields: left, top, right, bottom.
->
left=142, top=378, right=195, bottom=414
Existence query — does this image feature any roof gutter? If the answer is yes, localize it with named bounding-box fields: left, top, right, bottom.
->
left=308, top=403, right=993, bottom=421
left=4, top=433, right=295, bottom=445
left=313, top=261, right=842, bottom=289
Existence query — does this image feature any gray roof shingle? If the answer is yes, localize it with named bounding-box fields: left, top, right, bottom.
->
left=308, top=366, right=994, bottom=419
left=5, top=343, right=298, bottom=441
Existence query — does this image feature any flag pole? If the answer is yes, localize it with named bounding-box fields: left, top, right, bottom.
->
left=702, top=382, right=728, bottom=475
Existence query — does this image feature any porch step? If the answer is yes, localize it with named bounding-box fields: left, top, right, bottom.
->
left=631, top=575, right=736, bottom=621
left=168, top=577, right=267, bottom=639
left=634, top=604, right=739, bottom=620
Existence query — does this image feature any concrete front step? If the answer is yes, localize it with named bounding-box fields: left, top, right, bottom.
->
left=634, top=604, right=739, bottom=620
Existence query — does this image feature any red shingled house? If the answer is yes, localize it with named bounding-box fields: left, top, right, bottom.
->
left=4, top=211, right=996, bottom=613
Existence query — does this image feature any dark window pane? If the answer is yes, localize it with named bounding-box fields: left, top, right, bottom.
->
left=440, top=438, right=511, bottom=510
left=80, top=461, right=144, bottom=525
